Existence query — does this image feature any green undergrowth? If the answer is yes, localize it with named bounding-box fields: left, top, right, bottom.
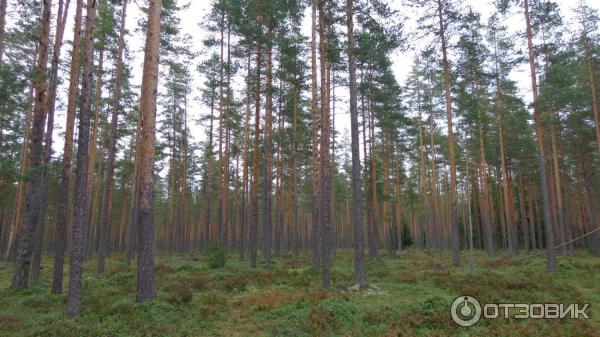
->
left=0, top=250, right=599, bottom=336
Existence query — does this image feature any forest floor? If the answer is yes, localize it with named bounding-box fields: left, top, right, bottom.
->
left=0, top=250, right=599, bottom=337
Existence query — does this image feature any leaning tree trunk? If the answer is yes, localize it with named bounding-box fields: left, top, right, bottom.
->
left=346, top=0, right=367, bottom=287
left=135, top=0, right=161, bottom=302
left=65, top=0, right=96, bottom=317
left=52, top=0, right=83, bottom=294
left=97, top=0, right=128, bottom=274
left=524, top=0, right=556, bottom=272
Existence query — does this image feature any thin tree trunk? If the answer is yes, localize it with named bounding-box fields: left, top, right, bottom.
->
left=292, top=86, right=300, bottom=257
left=219, top=21, right=231, bottom=249
left=477, top=113, right=494, bottom=256
left=182, top=91, right=190, bottom=251
left=496, top=100, right=518, bottom=256
left=417, top=93, right=427, bottom=251
left=518, top=175, right=530, bottom=253
left=367, top=67, right=380, bottom=260
left=31, top=0, right=70, bottom=282
left=580, top=158, right=599, bottom=255
left=85, top=47, right=104, bottom=258
left=318, top=0, right=332, bottom=289
left=310, top=0, right=321, bottom=270
left=549, top=114, right=567, bottom=254
left=263, top=25, right=273, bottom=263
left=240, top=50, right=252, bottom=259
left=346, top=0, right=367, bottom=286
left=97, top=0, right=128, bottom=274
left=524, top=0, right=556, bottom=271
left=428, top=114, right=441, bottom=253
left=250, top=43, right=261, bottom=268
left=125, top=113, right=142, bottom=265
left=437, top=0, right=460, bottom=266
left=204, top=87, right=216, bottom=248
left=52, top=0, right=83, bottom=294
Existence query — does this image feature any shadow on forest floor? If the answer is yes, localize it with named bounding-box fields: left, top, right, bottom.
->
left=0, top=250, right=599, bottom=336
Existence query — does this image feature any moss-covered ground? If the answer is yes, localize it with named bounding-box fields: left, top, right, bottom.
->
left=1, top=250, right=599, bottom=336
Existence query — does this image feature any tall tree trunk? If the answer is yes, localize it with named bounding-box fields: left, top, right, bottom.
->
left=477, top=113, right=494, bottom=256
left=97, top=0, right=128, bottom=274
left=250, top=44, right=261, bottom=268
left=318, top=0, right=332, bottom=289
left=263, top=25, right=273, bottom=263
left=31, top=0, right=70, bottom=282
left=85, top=47, right=104, bottom=258
left=367, top=67, right=380, bottom=260
left=524, top=0, right=556, bottom=271
left=65, top=0, right=96, bottom=316
left=436, top=0, right=460, bottom=266
left=182, top=92, right=190, bottom=251
left=292, top=85, right=300, bottom=257
left=11, top=0, right=52, bottom=288
left=492, top=29, right=518, bottom=256
left=204, top=87, right=216, bottom=248
left=240, top=50, right=252, bottom=259
left=346, top=0, right=367, bottom=286
left=135, top=0, right=161, bottom=302
left=417, top=95, right=428, bottom=250
left=428, top=114, right=441, bottom=252
left=52, top=0, right=83, bottom=294
left=549, top=114, right=567, bottom=254
left=274, top=84, right=284, bottom=256
left=223, top=24, right=232, bottom=249
left=495, top=97, right=519, bottom=256
left=310, top=0, right=321, bottom=270
left=360, top=89, right=375, bottom=255
left=125, top=110, right=141, bottom=265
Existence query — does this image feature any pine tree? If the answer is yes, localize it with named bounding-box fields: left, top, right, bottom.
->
left=10, top=0, right=52, bottom=289
left=135, top=0, right=162, bottom=302
left=66, top=0, right=97, bottom=316
left=52, top=0, right=83, bottom=294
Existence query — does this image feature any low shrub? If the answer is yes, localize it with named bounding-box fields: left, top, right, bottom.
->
left=205, top=243, right=226, bottom=269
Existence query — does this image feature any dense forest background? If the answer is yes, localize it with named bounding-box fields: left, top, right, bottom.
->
left=0, top=0, right=599, bottom=322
